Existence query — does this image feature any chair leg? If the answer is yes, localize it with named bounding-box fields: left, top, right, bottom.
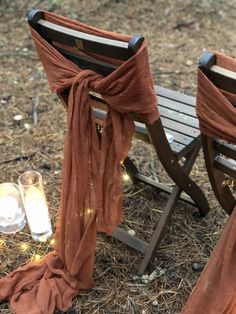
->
left=147, top=120, right=210, bottom=217
left=138, top=184, right=181, bottom=275
left=138, top=143, right=205, bottom=275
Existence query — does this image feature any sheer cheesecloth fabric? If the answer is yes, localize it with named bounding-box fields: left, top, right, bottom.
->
left=196, top=53, right=236, bottom=145
left=0, top=11, right=159, bottom=314
left=181, top=53, right=236, bottom=314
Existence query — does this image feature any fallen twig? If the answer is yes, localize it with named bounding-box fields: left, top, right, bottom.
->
left=32, top=97, right=39, bottom=126
left=0, top=151, right=37, bottom=164
left=0, top=50, right=37, bottom=59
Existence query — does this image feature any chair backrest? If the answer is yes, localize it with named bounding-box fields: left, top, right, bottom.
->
left=27, top=9, right=162, bottom=145
left=27, top=9, right=144, bottom=76
left=199, top=52, right=236, bottom=214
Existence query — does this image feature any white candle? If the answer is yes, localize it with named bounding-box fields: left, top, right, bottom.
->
left=0, top=196, right=19, bottom=221
left=24, top=187, right=51, bottom=234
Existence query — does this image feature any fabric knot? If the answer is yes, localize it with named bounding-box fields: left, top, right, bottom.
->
left=74, top=69, right=102, bottom=87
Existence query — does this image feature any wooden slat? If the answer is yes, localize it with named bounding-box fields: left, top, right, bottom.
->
left=161, top=117, right=200, bottom=138
left=91, top=92, right=199, bottom=130
left=94, top=109, right=194, bottom=146
left=159, top=106, right=199, bottom=128
left=214, top=155, right=236, bottom=178
left=214, top=139, right=236, bottom=160
left=164, top=128, right=193, bottom=146
left=155, top=85, right=195, bottom=107
left=211, top=65, right=236, bottom=80
left=133, top=121, right=193, bottom=148
left=135, top=173, right=195, bottom=205
left=158, top=95, right=196, bottom=117
left=134, top=121, right=193, bottom=146
left=57, top=47, right=116, bottom=77
left=169, top=142, right=185, bottom=155
left=112, top=227, right=148, bottom=254
left=93, top=109, right=186, bottom=155
left=38, top=20, right=129, bottom=49
left=37, top=19, right=133, bottom=61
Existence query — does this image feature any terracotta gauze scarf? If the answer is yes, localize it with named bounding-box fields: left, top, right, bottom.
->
left=0, top=11, right=159, bottom=314
left=181, top=53, right=236, bottom=314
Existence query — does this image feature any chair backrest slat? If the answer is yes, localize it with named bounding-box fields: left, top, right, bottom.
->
left=57, top=47, right=117, bottom=76
left=27, top=9, right=144, bottom=66
left=199, top=52, right=236, bottom=96
left=214, top=140, right=236, bottom=160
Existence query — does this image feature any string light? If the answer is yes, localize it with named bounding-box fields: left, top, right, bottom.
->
left=50, top=239, right=55, bottom=245
left=32, top=254, right=41, bottom=262
left=86, top=208, right=93, bottom=215
left=20, top=243, right=29, bottom=251
left=0, top=239, right=5, bottom=247
left=122, top=173, right=130, bottom=182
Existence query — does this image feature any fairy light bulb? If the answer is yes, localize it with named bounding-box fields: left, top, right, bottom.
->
left=0, top=239, right=5, bottom=247
left=122, top=173, right=130, bottom=182
left=32, top=254, right=41, bottom=262
left=20, top=243, right=29, bottom=251
left=50, top=239, right=55, bottom=246
left=86, top=208, right=92, bottom=215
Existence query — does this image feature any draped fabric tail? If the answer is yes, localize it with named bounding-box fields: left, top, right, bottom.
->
left=181, top=206, right=236, bottom=314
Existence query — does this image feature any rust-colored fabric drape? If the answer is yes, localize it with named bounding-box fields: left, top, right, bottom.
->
left=196, top=53, right=236, bottom=144
left=181, top=53, right=236, bottom=314
left=0, top=11, right=159, bottom=314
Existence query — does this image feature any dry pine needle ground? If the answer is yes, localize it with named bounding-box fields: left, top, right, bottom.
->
left=0, top=0, right=235, bottom=313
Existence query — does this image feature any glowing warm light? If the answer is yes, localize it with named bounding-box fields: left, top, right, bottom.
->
left=86, top=208, right=92, bottom=215
left=0, top=239, right=5, bottom=247
left=24, top=187, right=51, bottom=235
left=122, top=173, right=130, bottom=182
left=20, top=243, right=29, bottom=251
left=50, top=239, right=55, bottom=245
left=32, top=254, right=41, bottom=262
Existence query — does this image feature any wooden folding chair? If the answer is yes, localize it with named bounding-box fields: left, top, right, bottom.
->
left=199, top=52, right=236, bottom=215
left=28, top=9, right=210, bottom=275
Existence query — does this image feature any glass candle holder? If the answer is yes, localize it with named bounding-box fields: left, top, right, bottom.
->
left=18, top=171, right=52, bottom=242
left=0, top=183, right=26, bottom=234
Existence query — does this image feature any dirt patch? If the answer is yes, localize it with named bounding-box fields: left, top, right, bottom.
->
left=0, top=0, right=235, bottom=313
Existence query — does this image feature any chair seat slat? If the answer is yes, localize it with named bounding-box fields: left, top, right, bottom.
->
left=158, top=95, right=196, bottom=117
left=155, top=85, right=195, bottom=107
left=159, top=107, right=199, bottom=128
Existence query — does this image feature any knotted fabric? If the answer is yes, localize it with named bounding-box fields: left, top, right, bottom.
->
left=182, top=53, right=236, bottom=314
left=0, top=11, right=159, bottom=314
